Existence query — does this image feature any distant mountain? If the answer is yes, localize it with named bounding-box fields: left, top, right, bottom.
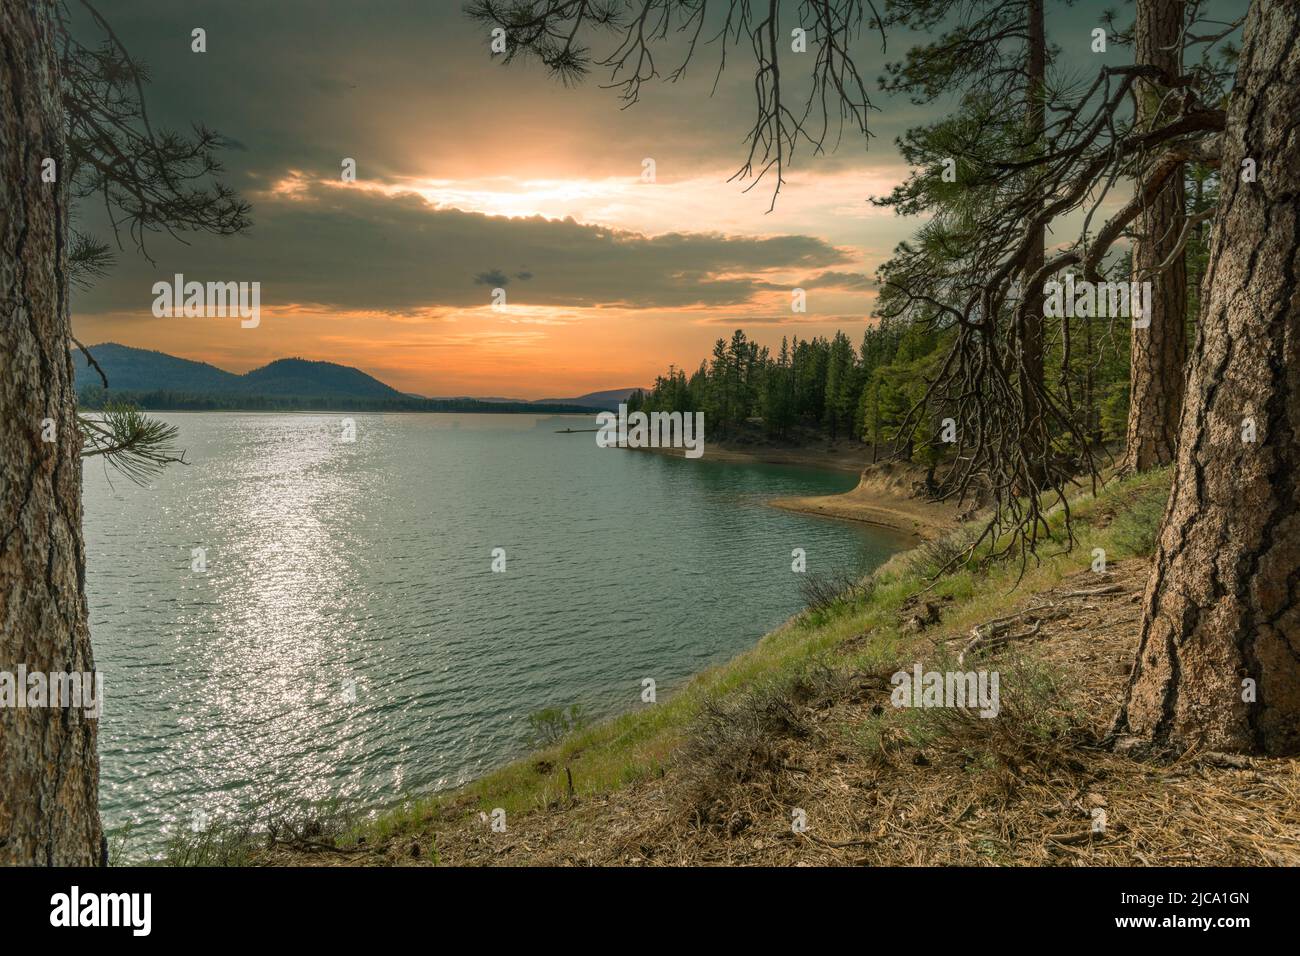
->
left=72, top=343, right=240, bottom=393
left=433, top=395, right=528, bottom=403
left=239, top=358, right=404, bottom=400
left=74, top=344, right=403, bottom=401
left=71, top=343, right=612, bottom=414
left=535, top=388, right=647, bottom=409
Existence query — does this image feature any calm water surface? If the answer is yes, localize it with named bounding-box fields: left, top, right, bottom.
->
left=82, top=412, right=909, bottom=853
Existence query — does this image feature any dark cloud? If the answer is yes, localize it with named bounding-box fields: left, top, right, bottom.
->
left=75, top=0, right=1134, bottom=217
left=798, top=270, right=875, bottom=290
left=74, top=0, right=812, bottom=190
left=73, top=181, right=853, bottom=315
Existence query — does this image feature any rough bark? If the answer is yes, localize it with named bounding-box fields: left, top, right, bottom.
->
left=1, top=0, right=103, bottom=864
left=1124, top=0, right=1188, bottom=473
left=1117, top=0, right=1300, bottom=755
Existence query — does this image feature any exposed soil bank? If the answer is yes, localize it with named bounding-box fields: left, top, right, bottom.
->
left=769, top=461, right=959, bottom=540
left=630, top=441, right=958, bottom=539
left=250, top=471, right=1299, bottom=868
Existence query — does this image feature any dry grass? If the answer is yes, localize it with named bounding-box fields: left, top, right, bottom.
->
left=253, top=469, right=1300, bottom=868
left=267, top=558, right=1300, bottom=867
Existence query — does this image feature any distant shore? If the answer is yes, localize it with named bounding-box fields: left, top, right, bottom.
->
left=629, top=436, right=874, bottom=472
left=631, top=440, right=959, bottom=540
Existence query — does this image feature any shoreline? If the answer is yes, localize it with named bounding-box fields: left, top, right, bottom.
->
left=169, top=439, right=960, bottom=865
left=631, top=441, right=959, bottom=540
left=262, top=476, right=1202, bottom=868
left=768, top=460, right=959, bottom=541
left=626, top=437, right=871, bottom=473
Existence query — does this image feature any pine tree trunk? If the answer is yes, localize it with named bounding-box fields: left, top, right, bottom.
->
left=1117, top=0, right=1300, bottom=755
left=0, top=0, right=103, bottom=864
left=1124, top=0, right=1188, bottom=473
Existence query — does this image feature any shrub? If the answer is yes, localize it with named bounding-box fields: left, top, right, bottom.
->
left=799, top=570, right=872, bottom=616
left=527, top=704, right=588, bottom=747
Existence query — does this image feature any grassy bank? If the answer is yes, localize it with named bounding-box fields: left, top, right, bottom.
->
left=375, top=470, right=1169, bottom=835
left=160, top=466, right=1300, bottom=865
left=234, top=467, right=1173, bottom=863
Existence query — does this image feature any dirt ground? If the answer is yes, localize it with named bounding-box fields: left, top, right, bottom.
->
left=770, top=460, right=959, bottom=541
left=268, top=559, right=1300, bottom=867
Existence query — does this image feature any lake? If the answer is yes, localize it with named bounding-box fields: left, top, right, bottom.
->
left=82, top=412, right=909, bottom=854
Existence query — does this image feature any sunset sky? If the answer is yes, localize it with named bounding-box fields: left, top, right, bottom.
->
left=70, top=0, right=1124, bottom=399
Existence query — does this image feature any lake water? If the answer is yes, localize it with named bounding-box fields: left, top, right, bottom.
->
left=82, top=412, right=909, bottom=853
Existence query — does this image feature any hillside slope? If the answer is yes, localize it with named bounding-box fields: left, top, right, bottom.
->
left=155, top=470, right=1297, bottom=867
left=75, top=344, right=403, bottom=401
left=535, top=388, right=648, bottom=409
left=74, top=344, right=626, bottom=411
left=244, top=469, right=1298, bottom=867
left=237, top=358, right=404, bottom=399
left=73, top=343, right=239, bottom=393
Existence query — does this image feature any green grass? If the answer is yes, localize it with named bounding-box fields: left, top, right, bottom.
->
left=351, top=467, right=1173, bottom=851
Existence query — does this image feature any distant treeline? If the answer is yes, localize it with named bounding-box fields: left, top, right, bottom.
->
left=629, top=319, right=1135, bottom=461
left=76, top=386, right=598, bottom=415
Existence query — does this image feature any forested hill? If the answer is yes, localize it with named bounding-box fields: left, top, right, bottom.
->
left=74, top=343, right=241, bottom=394
left=72, top=344, right=600, bottom=413
left=630, top=318, right=1136, bottom=462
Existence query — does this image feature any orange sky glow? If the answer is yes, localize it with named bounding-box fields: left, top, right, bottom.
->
left=73, top=165, right=908, bottom=398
